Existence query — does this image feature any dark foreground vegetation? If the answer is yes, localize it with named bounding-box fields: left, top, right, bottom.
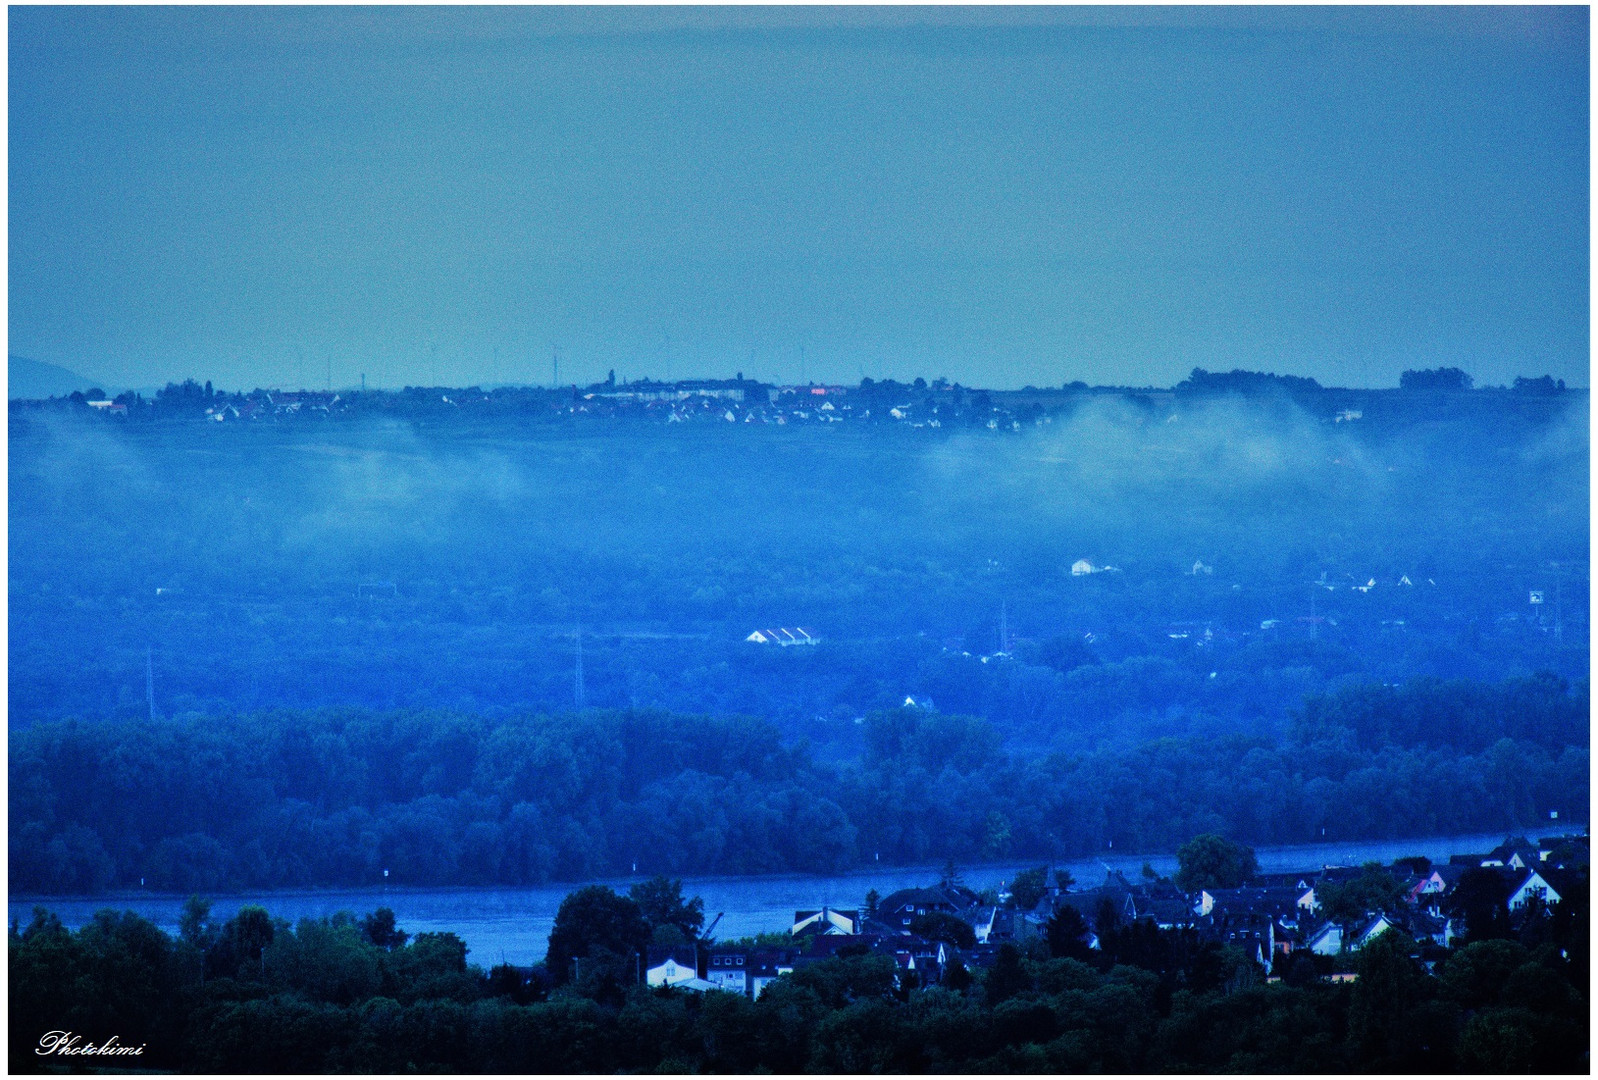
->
left=10, top=673, right=1587, bottom=892
left=10, top=861, right=1587, bottom=1074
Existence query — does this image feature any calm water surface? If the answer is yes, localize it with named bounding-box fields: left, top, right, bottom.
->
left=8, top=831, right=1532, bottom=965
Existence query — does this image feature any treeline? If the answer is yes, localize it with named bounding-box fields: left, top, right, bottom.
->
left=10, top=888, right=1588, bottom=1073
left=10, top=675, right=1586, bottom=893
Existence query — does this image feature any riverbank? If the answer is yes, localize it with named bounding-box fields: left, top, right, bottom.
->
left=12, top=829, right=1553, bottom=965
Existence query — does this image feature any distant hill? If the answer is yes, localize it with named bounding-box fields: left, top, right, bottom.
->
left=9, top=355, right=107, bottom=400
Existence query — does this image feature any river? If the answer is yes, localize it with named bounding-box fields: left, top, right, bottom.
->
left=7, top=831, right=1540, bottom=965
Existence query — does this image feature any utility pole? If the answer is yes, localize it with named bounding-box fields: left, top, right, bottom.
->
left=1553, top=563, right=1563, bottom=644
left=574, top=625, right=586, bottom=710
left=552, top=345, right=559, bottom=389
left=146, top=645, right=155, bottom=720
left=1000, top=600, right=1009, bottom=654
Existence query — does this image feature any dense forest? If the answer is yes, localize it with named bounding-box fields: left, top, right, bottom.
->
left=10, top=869, right=1587, bottom=1073
left=10, top=674, right=1586, bottom=893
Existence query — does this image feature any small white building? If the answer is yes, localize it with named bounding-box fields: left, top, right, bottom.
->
left=792, top=907, right=858, bottom=936
left=746, top=627, right=819, bottom=646
left=1307, top=923, right=1343, bottom=956
left=646, top=949, right=700, bottom=988
left=1071, top=560, right=1096, bottom=576
left=672, top=977, right=719, bottom=993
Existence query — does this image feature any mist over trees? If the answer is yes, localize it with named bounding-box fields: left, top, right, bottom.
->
left=7, top=384, right=1588, bottom=891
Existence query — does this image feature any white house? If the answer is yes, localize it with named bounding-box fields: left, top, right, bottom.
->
left=1410, top=870, right=1448, bottom=899
left=1350, top=914, right=1398, bottom=950
left=1071, top=560, right=1096, bottom=576
left=1508, top=868, right=1561, bottom=910
left=792, top=907, right=859, bottom=936
left=646, top=948, right=700, bottom=988
left=1307, top=923, right=1343, bottom=955
left=706, top=952, right=749, bottom=994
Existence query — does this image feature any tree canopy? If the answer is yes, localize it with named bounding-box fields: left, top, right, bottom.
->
left=546, top=885, right=651, bottom=986
left=1174, top=834, right=1259, bottom=891
left=628, top=876, right=705, bottom=945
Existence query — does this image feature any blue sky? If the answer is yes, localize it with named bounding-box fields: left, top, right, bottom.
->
left=9, top=6, right=1588, bottom=390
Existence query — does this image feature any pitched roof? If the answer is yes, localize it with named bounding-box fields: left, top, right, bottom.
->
left=1203, top=886, right=1307, bottom=920
left=877, top=887, right=964, bottom=915
left=646, top=945, right=697, bottom=968
left=798, top=934, right=883, bottom=958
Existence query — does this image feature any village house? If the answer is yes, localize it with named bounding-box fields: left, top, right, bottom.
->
left=868, top=886, right=972, bottom=932
left=1507, top=866, right=1562, bottom=909
left=645, top=946, right=700, bottom=988
left=705, top=947, right=752, bottom=995
left=791, top=907, right=859, bottom=936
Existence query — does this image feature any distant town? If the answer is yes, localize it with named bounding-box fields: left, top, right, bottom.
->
left=10, top=365, right=1577, bottom=431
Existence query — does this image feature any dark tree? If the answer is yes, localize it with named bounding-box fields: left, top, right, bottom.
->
left=1348, top=930, right=1432, bottom=1069
left=984, top=943, right=1031, bottom=1004
left=1448, top=868, right=1513, bottom=943
left=628, top=876, right=704, bottom=944
left=179, top=895, right=214, bottom=947
left=1006, top=866, right=1050, bottom=911
left=1045, top=904, right=1093, bottom=962
left=358, top=907, right=409, bottom=950
left=1400, top=367, right=1473, bottom=390
left=546, top=885, right=650, bottom=986
left=1317, top=863, right=1405, bottom=923
left=1174, top=834, right=1258, bottom=891
left=223, top=905, right=276, bottom=979
left=908, top=911, right=976, bottom=949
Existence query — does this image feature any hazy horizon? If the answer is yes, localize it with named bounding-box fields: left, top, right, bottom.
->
left=10, top=6, right=1588, bottom=392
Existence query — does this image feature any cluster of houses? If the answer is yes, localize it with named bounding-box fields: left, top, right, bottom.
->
left=562, top=381, right=1036, bottom=431
left=24, top=376, right=1048, bottom=433
left=204, top=390, right=343, bottom=421
left=641, top=834, right=1585, bottom=999
left=1314, top=570, right=1432, bottom=594
left=644, top=897, right=968, bottom=998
